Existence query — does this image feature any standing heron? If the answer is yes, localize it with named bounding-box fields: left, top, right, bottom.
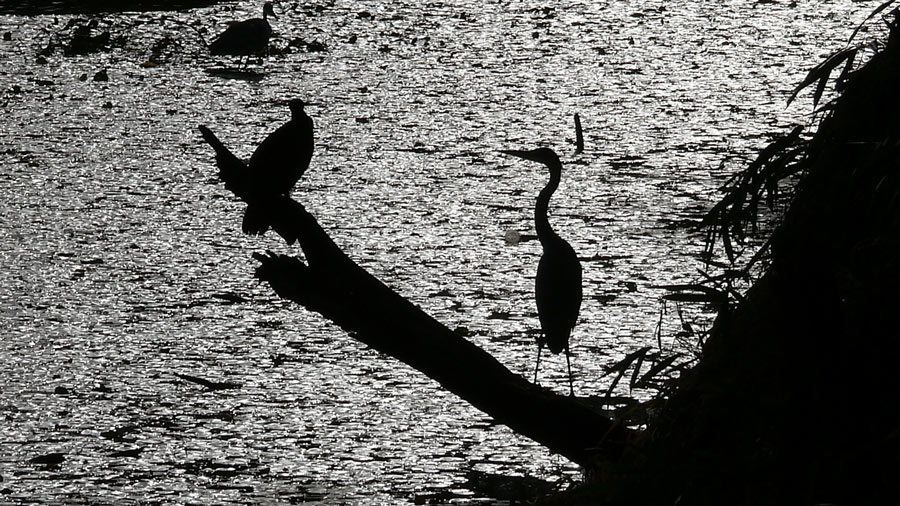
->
left=502, top=147, right=582, bottom=396
left=209, top=2, right=277, bottom=68
left=199, top=99, right=314, bottom=236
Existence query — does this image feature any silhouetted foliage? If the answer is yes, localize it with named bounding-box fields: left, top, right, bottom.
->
left=545, top=6, right=900, bottom=505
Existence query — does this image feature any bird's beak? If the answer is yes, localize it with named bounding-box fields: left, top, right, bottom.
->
left=276, top=99, right=322, bottom=107
left=500, top=149, right=539, bottom=163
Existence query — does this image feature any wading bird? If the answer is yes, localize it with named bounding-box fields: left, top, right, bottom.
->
left=199, top=99, right=314, bottom=236
left=502, top=147, right=582, bottom=396
left=209, top=2, right=277, bottom=68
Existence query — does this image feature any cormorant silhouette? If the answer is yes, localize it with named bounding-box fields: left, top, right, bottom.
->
left=502, top=147, right=582, bottom=396
left=198, top=99, right=314, bottom=236
left=209, top=2, right=277, bottom=68
left=242, top=99, right=314, bottom=234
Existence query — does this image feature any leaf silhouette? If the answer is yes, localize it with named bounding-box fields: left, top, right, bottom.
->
left=634, top=354, right=682, bottom=389
left=603, top=346, right=652, bottom=400
left=787, top=47, right=858, bottom=107
left=848, top=0, right=898, bottom=45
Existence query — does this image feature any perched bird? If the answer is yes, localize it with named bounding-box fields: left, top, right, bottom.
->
left=209, top=2, right=277, bottom=68
left=199, top=99, right=315, bottom=236
left=243, top=99, right=314, bottom=234
left=502, top=147, right=583, bottom=396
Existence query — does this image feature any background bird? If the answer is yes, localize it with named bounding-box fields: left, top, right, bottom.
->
left=502, top=147, right=583, bottom=396
left=199, top=99, right=315, bottom=236
left=209, top=2, right=277, bottom=68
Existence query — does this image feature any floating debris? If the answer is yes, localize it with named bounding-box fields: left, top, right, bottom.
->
left=574, top=113, right=584, bottom=154
left=28, top=452, right=65, bottom=466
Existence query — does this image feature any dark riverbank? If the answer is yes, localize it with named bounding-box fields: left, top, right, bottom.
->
left=0, top=1, right=218, bottom=15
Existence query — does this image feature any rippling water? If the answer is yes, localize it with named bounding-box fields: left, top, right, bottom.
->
left=0, top=1, right=876, bottom=504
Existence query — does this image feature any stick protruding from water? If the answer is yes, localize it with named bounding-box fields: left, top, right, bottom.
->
left=574, top=113, right=584, bottom=154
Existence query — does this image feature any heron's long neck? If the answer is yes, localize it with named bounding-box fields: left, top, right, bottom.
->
left=535, top=165, right=562, bottom=247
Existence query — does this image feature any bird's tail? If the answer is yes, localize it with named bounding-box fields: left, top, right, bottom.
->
left=198, top=125, right=245, bottom=180
left=543, top=329, right=569, bottom=355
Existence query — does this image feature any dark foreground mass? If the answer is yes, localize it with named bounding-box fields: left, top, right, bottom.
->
left=543, top=11, right=900, bottom=506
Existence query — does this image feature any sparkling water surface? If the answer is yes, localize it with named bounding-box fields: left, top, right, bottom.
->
left=0, top=1, right=876, bottom=504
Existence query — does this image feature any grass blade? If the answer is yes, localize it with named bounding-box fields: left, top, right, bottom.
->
left=635, top=354, right=681, bottom=389
left=787, top=47, right=858, bottom=107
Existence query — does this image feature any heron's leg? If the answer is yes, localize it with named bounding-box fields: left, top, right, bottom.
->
left=565, top=345, right=574, bottom=396
left=533, top=339, right=544, bottom=385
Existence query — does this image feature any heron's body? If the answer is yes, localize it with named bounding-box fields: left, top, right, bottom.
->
left=209, top=2, right=276, bottom=63
left=535, top=239, right=582, bottom=355
left=502, top=147, right=582, bottom=395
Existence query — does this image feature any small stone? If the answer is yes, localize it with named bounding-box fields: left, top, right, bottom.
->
left=3, top=32, right=11, bottom=41
left=54, top=386, right=69, bottom=395
left=93, top=69, right=108, bottom=81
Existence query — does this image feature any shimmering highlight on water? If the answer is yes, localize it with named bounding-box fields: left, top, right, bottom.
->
left=0, top=1, right=874, bottom=504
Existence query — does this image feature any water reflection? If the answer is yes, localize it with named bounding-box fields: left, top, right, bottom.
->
left=0, top=1, right=875, bottom=504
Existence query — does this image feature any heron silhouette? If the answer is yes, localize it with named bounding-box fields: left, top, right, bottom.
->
left=502, top=147, right=582, bottom=396
left=199, top=99, right=314, bottom=236
left=209, top=2, right=277, bottom=68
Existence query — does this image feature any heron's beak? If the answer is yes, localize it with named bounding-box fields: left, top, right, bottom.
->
left=276, top=99, right=322, bottom=107
left=500, top=149, right=540, bottom=164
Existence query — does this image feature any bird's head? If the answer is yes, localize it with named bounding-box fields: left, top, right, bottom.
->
left=500, top=147, right=561, bottom=170
left=263, top=2, right=277, bottom=20
left=288, top=98, right=306, bottom=116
